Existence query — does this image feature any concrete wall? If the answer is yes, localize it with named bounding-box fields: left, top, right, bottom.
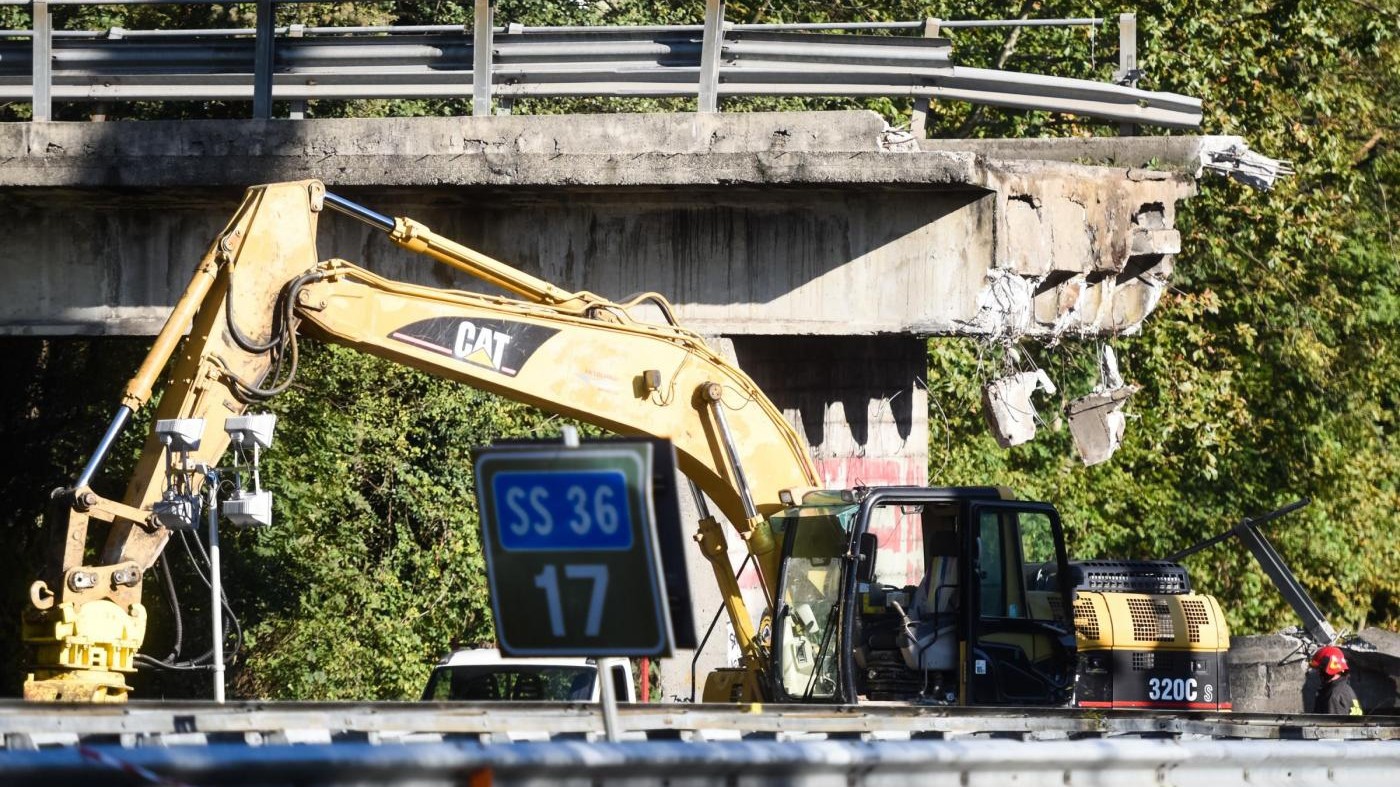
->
left=1229, top=630, right=1400, bottom=714
left=0, top=112, right=1210, bottom=341
left=0, top=182, right=995, bottom=338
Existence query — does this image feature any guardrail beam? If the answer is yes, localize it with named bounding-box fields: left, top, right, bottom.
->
left=0, top=13, right=1202, bottom=129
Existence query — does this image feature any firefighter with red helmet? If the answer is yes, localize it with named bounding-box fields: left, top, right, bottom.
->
left=1310, top=645, right=1363, bottom=715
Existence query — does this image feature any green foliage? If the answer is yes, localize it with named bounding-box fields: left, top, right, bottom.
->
left=225, top=341, right=582, bottom=699
left=0, top=339, right=157, bottom=695
left=921, top=1, right=1400, bottom=636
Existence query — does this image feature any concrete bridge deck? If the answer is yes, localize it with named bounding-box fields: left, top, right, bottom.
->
left=0, top=111, right=1220, bottom=341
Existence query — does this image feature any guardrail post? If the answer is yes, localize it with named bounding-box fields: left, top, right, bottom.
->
left=287, top=23, right=305, bottom=119
left=1116, top=12, right=1138, bottom=135
left=698, top=0, right=725, bottom=113
left=253, top=0, right=275, bottom=119
left=495, top=22, right=521, bottom=115
left=473, top=0, right=494, bottom=116
left=1115, top=13, right=1139, bottom=87
left=909, top=18, right=940, bottom=137
left=31, top=0, right=51, bottom=122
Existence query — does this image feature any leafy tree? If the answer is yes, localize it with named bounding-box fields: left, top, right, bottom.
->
left=920, top=0, right=1399, bottom=635
left=225, top=342, right=565, bottom=698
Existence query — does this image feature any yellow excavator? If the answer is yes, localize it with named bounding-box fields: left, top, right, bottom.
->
left=23, top=181, right=1230, bottom=711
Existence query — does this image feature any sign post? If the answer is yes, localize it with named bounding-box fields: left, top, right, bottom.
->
left=475, top=430, right=685, bottom=741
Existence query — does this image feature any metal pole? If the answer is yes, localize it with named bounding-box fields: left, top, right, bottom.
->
left=287, top=23, right=305, bottom=119
left=596, top=657, right=623, bottom=743
left=909, top=18, right=939, bottom=138
left=1234, top=521, right=1337, bottom=645
left=1117, top=12, right=1138, bottom=136
left=697, top=0, right=724, bottom=113
left=558, top=424, right=622, bottom=742
left=253, top=0, right=275, bottom=119
left=206, top=469, right=226, bottom=703
left=31, top=0, right=51, bottom=122
left=472, top=0, right=493, bottom=116
left=1166, top=498, right=1312, bottom=563
left=1116, top=12, right=1138, bottom=86
left=75, top=406, right=132, bottom=489
left=323, top=190, right=396, bottom=233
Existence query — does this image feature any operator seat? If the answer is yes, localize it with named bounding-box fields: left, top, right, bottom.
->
left=901, top=515, right=959, bottom=672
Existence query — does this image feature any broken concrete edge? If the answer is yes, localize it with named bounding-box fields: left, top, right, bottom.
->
left=1, top=111, right=1233, bottom=189
left=1, top=110, right=1212, bottom=348
left=925, top=133, right=1255, bottom=177
left=1227, top=629, right=1400, bottom=714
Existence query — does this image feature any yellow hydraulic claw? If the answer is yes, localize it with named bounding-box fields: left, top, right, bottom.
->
left=22, top=599, right=146, bottom=703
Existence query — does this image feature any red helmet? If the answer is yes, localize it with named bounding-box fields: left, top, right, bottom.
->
left=1310, top=645, right=1349, bottom=676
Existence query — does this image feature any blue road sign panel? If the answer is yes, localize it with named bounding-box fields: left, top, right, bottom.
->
left=474, top=443, right=675, bottom=657
left=493, top=469, right=634, bottom=551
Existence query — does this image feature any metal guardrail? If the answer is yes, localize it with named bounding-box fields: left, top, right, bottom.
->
left=2, top=701, right=1398, bottom=744
left=1, top=702, right=1398, bottom=787
left=4, top=738, right=1400, bottom=787
left=0, top=1, right=1198, bottom=128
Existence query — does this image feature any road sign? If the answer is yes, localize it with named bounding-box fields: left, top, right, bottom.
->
left=474, top=442, right=675, bottom=658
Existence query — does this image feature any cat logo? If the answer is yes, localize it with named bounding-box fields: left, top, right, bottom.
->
left=389, top=317, right=559, bottom=378
left=453, top=320, right=510, bottom=370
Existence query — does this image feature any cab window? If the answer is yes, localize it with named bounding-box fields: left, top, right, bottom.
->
left=978, top=511, right=1011, bottom=617
left=775, top=515, right=845, bottom=700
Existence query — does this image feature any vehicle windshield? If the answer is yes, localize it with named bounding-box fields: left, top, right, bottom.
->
left=422, top=665, right=596, bottom=701
left=775, top=513, right=847, bottom=700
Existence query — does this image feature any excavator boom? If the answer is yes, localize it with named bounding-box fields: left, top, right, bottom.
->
left=23, top=181, right=818, bottom=701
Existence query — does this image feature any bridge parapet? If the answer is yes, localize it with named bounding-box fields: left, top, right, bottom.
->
left=0, top=110, right=1223, bottom=341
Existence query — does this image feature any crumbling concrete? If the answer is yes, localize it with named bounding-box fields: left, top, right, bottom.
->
left=1, top=111, right=1217, bottom=341
left=1228, top=630, right=1400, bottom=714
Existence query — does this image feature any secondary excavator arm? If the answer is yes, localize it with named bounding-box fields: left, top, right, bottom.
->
left=23, top=180, right=819, bottom=702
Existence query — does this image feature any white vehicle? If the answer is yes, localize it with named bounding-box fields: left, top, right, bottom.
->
left=422, top=649, right=635, bottom=702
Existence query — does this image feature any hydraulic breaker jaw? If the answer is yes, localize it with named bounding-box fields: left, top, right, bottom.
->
left=22, top=491, right=150, bottom=703
left=22, top=598, right=147, bottom=703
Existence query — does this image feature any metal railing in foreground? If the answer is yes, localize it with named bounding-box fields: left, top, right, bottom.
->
left=1, top=727, right=1398, bottom=787
left=0, top=700, right=1397, bottom=744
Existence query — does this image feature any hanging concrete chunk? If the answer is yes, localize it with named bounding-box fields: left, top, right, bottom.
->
left=1066, top=386, right=1138, bottom=465
left=982, top=370, right=1056, bottom=448
left=1066, top=346, right=1138, bottom=465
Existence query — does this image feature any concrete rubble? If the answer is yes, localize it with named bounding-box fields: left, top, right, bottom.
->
left=982, top=369, right=1056, bottom=449
left=1066, top=346, right=1139, bottom=466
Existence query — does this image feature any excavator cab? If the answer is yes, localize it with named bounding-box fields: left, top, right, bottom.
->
left=769, top=487, right=1076, bottom=706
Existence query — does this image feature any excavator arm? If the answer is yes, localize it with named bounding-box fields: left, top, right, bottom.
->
left=23, top=180, right=819, bottom=702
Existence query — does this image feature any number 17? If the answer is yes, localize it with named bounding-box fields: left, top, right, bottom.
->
left=533, top=564, right=609, bottom=638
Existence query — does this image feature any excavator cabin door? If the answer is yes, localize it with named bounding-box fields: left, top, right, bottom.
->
left=964, top=501, right=1076, bottom=706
